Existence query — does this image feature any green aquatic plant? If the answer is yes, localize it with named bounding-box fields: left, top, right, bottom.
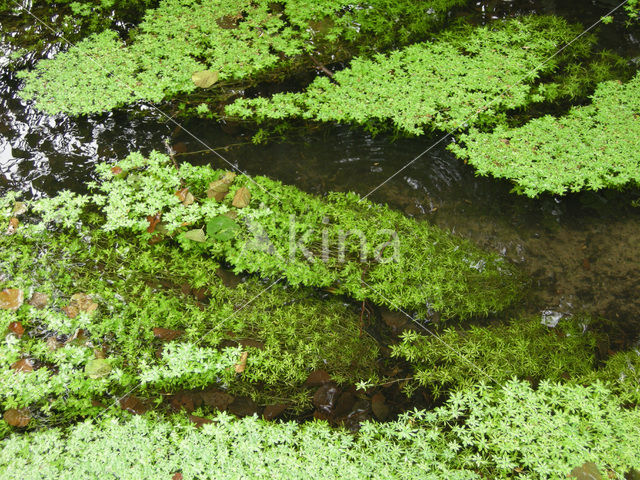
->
left=392, top=316, right=601, bottom=397
left=0, top=204, right=378, bottom=421
left=450, top=73, right=640, bottom=196
left=226, top=16, right=597, bottom=134
left=76, top=151, right=520, bottom=318
left=18, top=0, right=467, bottom=115
left=0, top=380, right=638, bottom=479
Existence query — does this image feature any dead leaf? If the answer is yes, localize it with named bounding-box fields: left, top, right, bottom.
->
left=188, top=414, right=213, bottom=428
left=263, top=403, right=287, bottom=420
left=6, top=217, right=19, bottom=235
left=28, top=292, right=49, bottom=309
left=120, top=396, right=149, bottom=415
left=0, top=288, right=23, bottom=311
left=172, top=473, right=184, bottom=480
left=46, top=337, right=61, bottom=351
left=152, top=327, right=184, bottom=341
left=191, top=70, right=219, bottom=89
left=234, top=351, right=248, bottom=373
left=12, top=202, right=27, bottom=216
left=146, top=212, right=162, bottom=233
left=111, top=165, right=123, bottom=175
left=175, top=188, right=195, bottom=206
left=8, top=321, right=24, bottom=338
left=232, top=186, right=251, bottom=208
left=63, top=293, right=97, bottom=319
left=11, top=359, right=34, bottom=373
left=201, top=389, right=234, bottom=410
left=63, top=305, right=79, bottom=319
left=304, top=369, right=332, bottom=387
left=371, top=392, right=390, bottom=420
left=4, top=408, right=30, bottom=427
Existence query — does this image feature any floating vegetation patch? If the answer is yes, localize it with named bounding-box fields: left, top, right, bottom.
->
left=226, top=16, right=597, bottom=134
left=451, top=73, right=640, bottom=196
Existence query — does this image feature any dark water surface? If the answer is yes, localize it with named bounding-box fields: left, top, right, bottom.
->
left=1, top=1, right=640, bottom=343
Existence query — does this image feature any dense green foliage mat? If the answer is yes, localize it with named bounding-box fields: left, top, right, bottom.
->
left=226, top=16, right=597, bottom=134
left=450, top=73, right=640, bottom=196
left=84, top=151, right=521, bottom=318
left=1, top=380, right=639, bottom=479
left=18, top=0, right=467, bottom=115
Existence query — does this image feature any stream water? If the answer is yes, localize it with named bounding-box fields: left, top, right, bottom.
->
left=1, top=0, right=640, bottom=346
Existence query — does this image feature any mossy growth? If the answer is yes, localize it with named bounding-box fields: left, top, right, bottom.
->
left=226, top=16, right=605, bottom=135
left=0, top=194, right=379, bottom=423
left=450, top=73, right=640, bottom=196
left=1, top=380, right=639, bottom=479
left=80, top=151, right=519, bottom=318
left=391, top=315, right=602, bottom=397
left=18, top=0, right=467, bottom=115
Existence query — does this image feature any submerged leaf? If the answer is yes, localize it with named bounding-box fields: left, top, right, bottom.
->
left=0, top=289, right=23, bottom=311
left=191, top=70, right=219, bottom=89
left=175, top=188, right=195, bottom=206
left=8, top=321, right=24, bottom=338
left=4, top=408, right=30, bottom=427
left=85, top=358, right=112, bottom=379
left=11, top=359, right=34, bottom=373
left=28, top=292, right=49, bottom=309
left=206, top=215, right=240, bottom=241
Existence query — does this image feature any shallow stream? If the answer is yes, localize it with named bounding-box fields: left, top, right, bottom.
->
left=1, top=0, right=640, bottom=346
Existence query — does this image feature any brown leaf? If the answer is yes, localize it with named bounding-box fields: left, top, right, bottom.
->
left=188, top=414, right=213, bottom=428
left=263, top=403, right=287, bottom=421
left=570, top=462, right=602, bottom=480
left=232, top=186, right=251, bottom=208
left=65, top=328, right=87, bottom=346
left=0, top=288, right=24, bottom=311
left=172, top=473, right=184, bottom=480
left=63, top=305, right=79, bottom=319
left=120, top=396, right=149, bottom=415
left=175, top=188, right=195, bottom=206
left=6, top=217, right=19, bottom=235
left=69, top=293, right=98, bottom=314
left=8, top=321, right=24, bottom=338
left=371, top=392, right=390, bottom=420
left=28, top=292, right=49, bottom=309
left=146, top=212, right=162, bottom=233
left=201, top=389, right=234, bottom=410
left=11, top=359, right=34, bottom=373
left=111, top=165, right=123, bottom=175
left=4, top=407, right=30, bottom=427
left=304, top=369, right=332, bottom=387
left=46, top=337, right=61, bottom=351
left=152, top=327, right=184, bottom=341
left=206, top=172, right=236, bottom=200
left=234, top=351, right=248, bottom=373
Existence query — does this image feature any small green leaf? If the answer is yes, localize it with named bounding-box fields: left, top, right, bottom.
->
left=184, top=228, right=206, bottom=242
left=206, top=215, right=240, bottom=241
left=192, top=70, right=219, bottom=89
